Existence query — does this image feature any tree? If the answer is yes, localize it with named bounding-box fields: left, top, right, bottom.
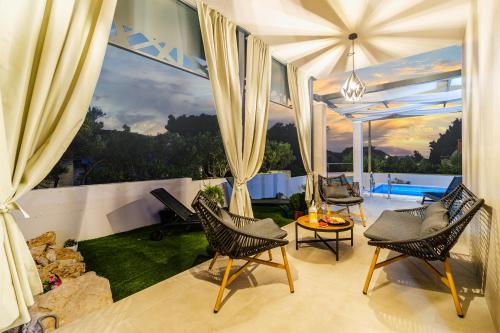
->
left=413, top=150, right=423, bottom=162
left=429, top=118, right=461, bottom=164
left=439, top=151, right=462, bottom=174
left=42, top=161, right=69, bottom=188
left=122, top=124, right=131, bottom=132
left=165, top=114, right=219, bottom=136
left=70, top=107, right=107, bottom=184
left=267, top=122, right=305, bottom=176
left=261, top=141, right=295, bottom=172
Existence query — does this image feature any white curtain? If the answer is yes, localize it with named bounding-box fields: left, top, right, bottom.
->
left=197, top=2, right=271, bottom=217
left=463, top=0, right=500, bottom=328
left=287, top=63, right=314, bottom=203
left=0, top=0, right=116, bottom=330
left=239, top=36, right=272, bottom=217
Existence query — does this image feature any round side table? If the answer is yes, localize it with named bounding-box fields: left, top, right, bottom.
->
left=295, top=214, right=354, bottom=261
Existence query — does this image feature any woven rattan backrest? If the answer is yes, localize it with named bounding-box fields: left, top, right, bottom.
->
left=192, top=191, right=238, bottom=255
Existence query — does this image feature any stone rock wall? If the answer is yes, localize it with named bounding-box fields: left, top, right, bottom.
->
left=17, top=232, right=114, bottom=332
left=27, top=231, right=86, bottom=281
left=31, top=272, right=113, bottom=330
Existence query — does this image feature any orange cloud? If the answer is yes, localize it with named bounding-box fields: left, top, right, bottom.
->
left=326, top=109, right=462, bottom=157
left=397, top=66, right=419, bottom=76
left=431, top=63, right=461, bottom=72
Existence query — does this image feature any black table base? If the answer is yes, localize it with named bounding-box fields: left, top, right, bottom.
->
left=295, top=223, right=353, bottom=261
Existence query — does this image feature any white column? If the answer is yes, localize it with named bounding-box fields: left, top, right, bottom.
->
left=313, top=101, right=327, bottom=176
left=352, top=121, right=363, bottom=189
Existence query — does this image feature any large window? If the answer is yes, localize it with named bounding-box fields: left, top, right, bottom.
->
left=38, top=45, right=225, bottom=188
left=39, top=0, right=298, bottom=188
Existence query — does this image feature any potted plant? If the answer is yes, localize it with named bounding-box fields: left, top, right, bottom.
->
left=202, top=184, right=225, bottom=207
left=63, top=239, right=78, bottom=251
left=289, top=192, right=307, bottom=220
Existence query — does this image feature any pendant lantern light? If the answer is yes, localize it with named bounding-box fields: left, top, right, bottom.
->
left=341, top=33, right=366, bottom=102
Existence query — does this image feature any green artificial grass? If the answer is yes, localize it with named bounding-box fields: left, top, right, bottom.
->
left=78, top=205, right=293, bottom=301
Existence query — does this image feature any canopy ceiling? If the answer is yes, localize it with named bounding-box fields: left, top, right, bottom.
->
left=186, top=0, right=469, bottom=78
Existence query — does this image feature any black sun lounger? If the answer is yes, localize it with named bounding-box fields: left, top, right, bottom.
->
left=421, top=176, right=462, bottom=204
left=149, top=188, right=201, bottom=240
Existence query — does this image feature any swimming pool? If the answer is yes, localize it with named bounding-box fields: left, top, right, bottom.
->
left=372, top=184, right=446, bottom=197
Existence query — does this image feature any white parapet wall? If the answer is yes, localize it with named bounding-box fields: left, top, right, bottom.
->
left=15, top=173, right=307, bottom=245
left=15, top=178, right=227, bottom=245
left=246, top=173, right=306, bottom=199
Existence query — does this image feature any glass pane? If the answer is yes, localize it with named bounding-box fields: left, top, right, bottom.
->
left=38, top=45, right=225, bottom=188
left=270, top=59, right=290, bottom=106
left=110, top=0, right=207, bottom=77
left=261, top=102, right=305, bottom=176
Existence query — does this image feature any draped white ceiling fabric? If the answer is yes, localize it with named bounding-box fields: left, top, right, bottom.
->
left=186, top=0, right=469, bottom=78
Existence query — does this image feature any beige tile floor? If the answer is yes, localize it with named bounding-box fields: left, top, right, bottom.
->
left=56, top=197, right=496, bottom=333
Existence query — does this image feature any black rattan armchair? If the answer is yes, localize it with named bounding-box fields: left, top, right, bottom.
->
left=318, top=174, right=366, bottom=226
left=362, top=184, right=484, bottom=317
left=191, top=191, right=294, bottom=313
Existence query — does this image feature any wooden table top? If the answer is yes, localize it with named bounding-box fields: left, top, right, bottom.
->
left=296, top=214, right=354, bottom=231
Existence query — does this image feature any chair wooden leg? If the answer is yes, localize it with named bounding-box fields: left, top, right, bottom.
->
left=214, top=258, right=233, bottom=313
left=268, top=250, right=273, bottom=261
left=444, top=258, right=464, bottom=318
left=363, top=247, right=380, bottom=294
left=209, top=252, right=219, bottom=270
left=358, top=203, right=366, bottom=227
left=280, top=246, right=294, bottom=293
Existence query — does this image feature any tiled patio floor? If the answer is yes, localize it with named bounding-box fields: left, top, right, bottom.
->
left=56, top=197, right=496, bottom=332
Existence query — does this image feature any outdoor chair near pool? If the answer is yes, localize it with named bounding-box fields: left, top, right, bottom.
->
left=362, top=183, right=484, bottom=317
left=191, top=191, right=294, bottom=313
left=421, top=175, right=462, bottom=204
left=318, top=174, right=366, bottom=227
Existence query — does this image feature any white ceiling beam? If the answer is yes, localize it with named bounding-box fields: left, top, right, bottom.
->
left=321, top=70, right=461, bottom=101
left=334, top=103, right=378, bottom=114
left=353, top=105, right=462, bottom=122
left=390, top=89, right=461, bottom=103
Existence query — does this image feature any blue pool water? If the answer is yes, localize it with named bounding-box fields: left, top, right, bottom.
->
left=372, top=184, right=446, bottom=197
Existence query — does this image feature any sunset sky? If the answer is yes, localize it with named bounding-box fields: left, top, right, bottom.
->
left=91, top=44, right=462, bottom=158
left=318, top=44, right=462, bottom=157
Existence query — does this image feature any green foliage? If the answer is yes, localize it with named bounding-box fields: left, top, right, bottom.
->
left=41, top=110, right=234, bottom=187
left=289, top=192, right=307, bottom=212
left=439, top=151, right=462, bottom=174
left=261, top=140, right=295, bottom=172
left=328, top=118, right=462, bottom=175
left=165, top=114, right=220, bottom=136
left=202, top=184, right=225, bottom=206
left=429, top=118, right=462, bottom=164
left=41, top=110, right=305, bottom=187
left=267, top=122, right=305, bottom=176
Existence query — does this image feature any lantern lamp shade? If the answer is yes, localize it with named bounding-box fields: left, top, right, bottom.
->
left=341, top=71, right=366, bottom=102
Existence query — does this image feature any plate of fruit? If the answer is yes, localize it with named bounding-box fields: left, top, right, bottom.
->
left=325, top=215, right=347, bottom=225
